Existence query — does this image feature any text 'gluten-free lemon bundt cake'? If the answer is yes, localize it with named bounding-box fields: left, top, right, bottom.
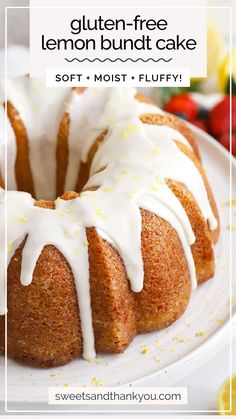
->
left=0, top=78, right=219, bottom=367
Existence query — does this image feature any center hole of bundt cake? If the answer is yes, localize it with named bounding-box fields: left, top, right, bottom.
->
left=6, top=100, right=99, bottom=200
left=10, top=95, right=107, bottom=200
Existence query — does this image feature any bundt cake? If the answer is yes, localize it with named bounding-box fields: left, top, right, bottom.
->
left=0, top=78, right=219, bottom=367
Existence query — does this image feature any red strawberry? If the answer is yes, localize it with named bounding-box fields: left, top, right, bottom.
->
left=219, top=131, right=236, bottom=156
left=191, top=119, right=208, bottom=132
left=208, top=96, right=236, bottom=139
left=164, top=94, right=198, bottom=121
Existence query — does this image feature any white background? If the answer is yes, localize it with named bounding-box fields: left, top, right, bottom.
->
left=29, top=4, right=206, bottom=77
left=0, top=0, right=235, bottom=413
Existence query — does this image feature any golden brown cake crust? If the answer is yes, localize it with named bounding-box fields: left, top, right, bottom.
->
left=7, top=242, right=82, bottom=367
left=56, top=112, right=70, bottom=197
left=3, top=198, right=192, bottom=367
left=175, top=141, right=220, bottom=244
left=7, top=101, right=35, bottom=197
left=0, top=89, right=220, bottom=368
left=136, top=209, right=191, bottom=333
left=0, top=169, right=4, bottom=188
left=56, top=87, right=86, bottom=196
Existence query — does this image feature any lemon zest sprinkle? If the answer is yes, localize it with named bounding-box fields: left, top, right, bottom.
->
left=121, top=123, right=139, bottom=138
left=152, top=147, right=160, bottom=156
left=156, top=177, right=165, bottom=185
left=195, top=330, right=206, bottom=337
left=108, top=116, right=116, bottom=127
left=80, top=193, right=91, bottom=199
left=121, top=169, right=129, bottom=174
left=154, top=339, right=160, bottom=347
left=214, top=318, right=224, bottom=324
left=63, top=228, right=68, bottom=237
left=91, top=376, right=103, bottom=386
left=18, top=216, right=27, bottom=223
left=95, top=208, right=106, bottom=218
left=173, top=336, right=187, bottom=343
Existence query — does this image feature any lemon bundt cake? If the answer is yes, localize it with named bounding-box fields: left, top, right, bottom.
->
left=0, top=79, right=219, bottom=367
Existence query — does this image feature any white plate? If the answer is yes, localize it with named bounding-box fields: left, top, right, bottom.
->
left=1, top=125, right=235, bottom=411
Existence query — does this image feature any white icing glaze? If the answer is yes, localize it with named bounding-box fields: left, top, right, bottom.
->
left=65, top=88, right=165, bottom=192
left=0, top=105, right=17, bottom=190
left=0, top=80, right=218, bottom=360
left=0, top=190, right=95, bottom=358
left=6, top=78, right=71, bottom=199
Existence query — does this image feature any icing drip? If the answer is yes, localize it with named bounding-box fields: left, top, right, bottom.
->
left=65, top=88, right=164, bottom=192
left=0, top=105, right=17, bottom=190
left=0, top=82, right=218, bottom=360
left=0, top=190, right=95, bottom=359
left=6, top=78, right=71, bottom=200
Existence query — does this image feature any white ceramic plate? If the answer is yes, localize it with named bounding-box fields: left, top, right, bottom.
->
left=1, top=124, right=235, bottom=411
